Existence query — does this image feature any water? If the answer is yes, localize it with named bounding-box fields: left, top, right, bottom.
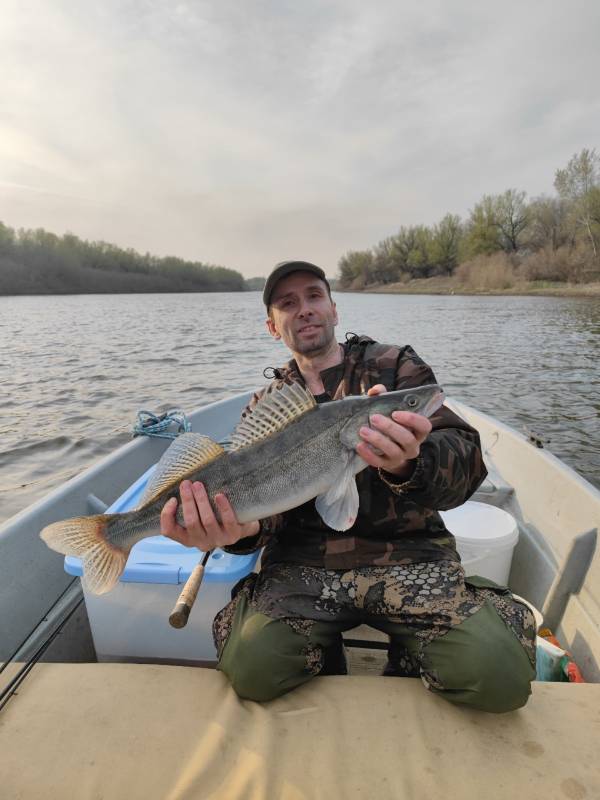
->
left=1, top=292, right=599, bottom=524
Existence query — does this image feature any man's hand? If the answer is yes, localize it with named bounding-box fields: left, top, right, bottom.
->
left=356, top=384, right=432, bottom=478
left=160, top=480, right=260, bottom=550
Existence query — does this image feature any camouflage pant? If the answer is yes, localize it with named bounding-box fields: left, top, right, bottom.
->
left=213, top=561, right=537, bottom=713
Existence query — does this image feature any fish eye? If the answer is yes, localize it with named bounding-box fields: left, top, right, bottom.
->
left=406, top=395, right=419, bottom=408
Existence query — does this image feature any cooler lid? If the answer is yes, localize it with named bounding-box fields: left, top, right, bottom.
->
left=65, top=538, right=257, bottom=585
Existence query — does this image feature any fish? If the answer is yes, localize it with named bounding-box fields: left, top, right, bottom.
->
left=40, top=382, right=444, bottom=594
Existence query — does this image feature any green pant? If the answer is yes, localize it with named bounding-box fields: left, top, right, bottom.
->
left=217, top=589, right=535, bottom=714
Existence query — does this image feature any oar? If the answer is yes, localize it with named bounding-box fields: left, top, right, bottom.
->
left=169, top=550, right=212, bottom=629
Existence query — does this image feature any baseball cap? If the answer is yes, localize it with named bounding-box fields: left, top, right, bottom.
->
left=263, top=260, right=331, bottom=307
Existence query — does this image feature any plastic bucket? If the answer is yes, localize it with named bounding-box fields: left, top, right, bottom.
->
left=440, top=501, right=519, bottom=585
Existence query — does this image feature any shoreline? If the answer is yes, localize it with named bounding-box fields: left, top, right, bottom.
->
left=339, top=278, right=600, bottom=298
left=0, top=288, right=258, bottom=298
left=2, top=282, right=600, bottom=298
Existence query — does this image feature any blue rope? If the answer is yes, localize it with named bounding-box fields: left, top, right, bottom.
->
left=133, top=408, right=192, bottom=440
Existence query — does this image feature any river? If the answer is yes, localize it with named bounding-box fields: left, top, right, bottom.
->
left=1, top=292, right=599, bottom=524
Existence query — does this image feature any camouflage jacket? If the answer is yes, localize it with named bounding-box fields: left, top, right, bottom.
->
left=225, top=334, right=487, bottom=569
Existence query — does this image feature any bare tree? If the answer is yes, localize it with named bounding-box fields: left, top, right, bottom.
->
left=554, top=148, right=600, bottom=257
left=527, top=195, right=570, bottom=250
left=494, top=189, right=530, bottom=253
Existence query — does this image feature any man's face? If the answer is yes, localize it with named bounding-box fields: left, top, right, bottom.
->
left=266, top=271, right=338, bottom=356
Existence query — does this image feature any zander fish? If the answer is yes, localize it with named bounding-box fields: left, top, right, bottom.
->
left=41, top=382, right=444, bottom=594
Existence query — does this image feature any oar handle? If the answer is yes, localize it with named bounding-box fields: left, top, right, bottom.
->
left=169, top=551, right=211, bottom=629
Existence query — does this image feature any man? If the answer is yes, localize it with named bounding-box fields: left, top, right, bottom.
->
left=161, top=260, right=536, bottom=712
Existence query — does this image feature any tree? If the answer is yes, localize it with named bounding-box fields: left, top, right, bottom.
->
left=465, top=190, right=529, bottom=256
left=405, top=226, right=434, bottom=277
left=527, top=195, right=570, bottom=251
left=390, top=227, right=417, bottom=273
left=429, top=214, right=463, bottom=275
left=554, top=148, right=600, bottom=258
left=338, top=250, right=374, bottom=288
left=555, top=148, right=599, bottom=199
left=372, top=238, right=403, bottom=284
left=465, top=196, right=501, bottom=257
left=494, top=189, right=529, bottom=253
left=0, top=221, right=15, bottom=255
left=0, top=219, right=246, bottom=294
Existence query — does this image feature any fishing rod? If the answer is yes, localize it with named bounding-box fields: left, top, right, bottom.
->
left=168, top=549, right=212, bottom=628
left=0, top=596, right=84, bottom=713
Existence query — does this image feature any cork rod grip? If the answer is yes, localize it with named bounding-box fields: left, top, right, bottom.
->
left=169, top=553, right=210, bottom=629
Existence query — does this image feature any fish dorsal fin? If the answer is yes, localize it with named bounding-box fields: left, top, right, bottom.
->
left=230, top=382, right=316, bottom=451
left=138, top=432, right=224, bottom=507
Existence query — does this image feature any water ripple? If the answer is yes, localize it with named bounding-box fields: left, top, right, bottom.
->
left=0, top=292, right=599, bottom=524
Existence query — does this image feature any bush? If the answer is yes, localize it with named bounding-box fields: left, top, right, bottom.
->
left=347, top=272, right=364, bottom=290
left=455, top=253, right=517, bottom=290
left=519, top=244, right=593, bottom=283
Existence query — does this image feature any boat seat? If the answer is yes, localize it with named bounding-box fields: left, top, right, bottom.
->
left=1, top=663, right=598, bottom=800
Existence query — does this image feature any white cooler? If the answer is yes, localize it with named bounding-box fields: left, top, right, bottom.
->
left=65, top=465, right=259, bottom=664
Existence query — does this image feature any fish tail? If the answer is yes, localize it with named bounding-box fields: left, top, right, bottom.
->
left=40, top=514, right=128, bottom=595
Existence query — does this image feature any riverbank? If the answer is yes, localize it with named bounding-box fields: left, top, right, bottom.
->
left=0, top=221, right=247, bottom=295
left=349, top=277, right=600, bottom=297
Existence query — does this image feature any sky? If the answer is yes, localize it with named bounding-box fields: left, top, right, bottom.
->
left=1, top=1, right=599, bottom=278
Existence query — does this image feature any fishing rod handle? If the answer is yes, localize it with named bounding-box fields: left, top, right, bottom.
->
left=169, top=554, right=209, bottom=629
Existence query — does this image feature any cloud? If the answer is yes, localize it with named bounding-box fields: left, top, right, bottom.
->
left=1, top=0, right=599, bottom=276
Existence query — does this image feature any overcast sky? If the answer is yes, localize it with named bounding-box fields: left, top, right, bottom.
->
left=1, top=1, right=598, bottom=278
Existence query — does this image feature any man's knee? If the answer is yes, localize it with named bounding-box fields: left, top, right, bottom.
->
left=219, top=612, right=316, bottom=702
left=420, top=600, right=536, bottom=713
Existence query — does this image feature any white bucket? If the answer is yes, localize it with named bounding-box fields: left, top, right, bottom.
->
left=440, top=501, right=519, bottom=585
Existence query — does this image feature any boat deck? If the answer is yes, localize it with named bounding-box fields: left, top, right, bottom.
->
left=2, top=662, right=599, bottom=800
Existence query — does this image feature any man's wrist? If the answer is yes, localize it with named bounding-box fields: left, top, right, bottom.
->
left=383, top=459, right=416, bottom=479
left=378, top=455, right=425, bottom=495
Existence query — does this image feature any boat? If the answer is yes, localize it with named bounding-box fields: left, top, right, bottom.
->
left=1, top=392, right=599, bottom=799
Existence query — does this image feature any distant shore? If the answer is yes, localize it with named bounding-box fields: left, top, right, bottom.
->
left=340, top=277, right=600, bottom=298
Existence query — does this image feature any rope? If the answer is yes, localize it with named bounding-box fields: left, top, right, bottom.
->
left=132, top=408, right=191, bottom=440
